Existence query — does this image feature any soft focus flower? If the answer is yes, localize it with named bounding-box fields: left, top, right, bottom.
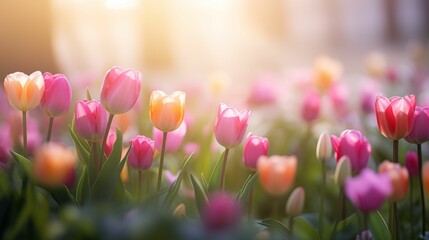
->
left=405, top=151, right=419, bottom=177
left=100, top=66, right=142, bottom=114
left=243, top=133, right=269, bottom=170
left=301, top=89, right=321, bottom=122
left=214, top=103, right=251, bottom=149
left=360, top=80, right=380, bottom=114
left=104, top=129, right=117, bottom=157
left=345, top=169, right=392, bottom=212
left=285, top=187, right=305, bottom=217
left=128, top=135, right=155, bottom=170
left=405, top=106, right=429, bottom=144
left=183, top=142, right=201, bottom=156
left=4, top=71, right=45, bottom=111
left=423, top=162, right=429, bottom=195
left=246, top=77, right=277, bottom=106
left=378, top=161, right=409, bottom=202
left=331, top=130, right=371, bottom=173
left=366, top=52, right=387, bottom=79
left=375, top=95, right=416, bottom=140
left=202, top=192, right=241, bottom=231
left=334, top=156, right=352, bottom=186
left=329, top=83, right=349, bottom=118
left=40, top=72, right=72, bottom=117
left=153, top=121, right=186, bottom=153
left=33, top=143, right=77, bottom=187
left=356, top=230, right=373, bottom=240
left=313, top=56, right=342, bottom=91
left=258, top=155, right=297, bottom=196
left=316, top=132, right=332, bottom=162
left=0, top=124, right=12, bottom=169
left=149, top=91, right=186, bottom=132
left=75, top=100, right=109, bottom=142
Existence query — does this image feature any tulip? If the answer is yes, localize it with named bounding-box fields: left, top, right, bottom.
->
left=285, top=187, right=305, bottom=217
left=331, top=130, right=371, bottom=173
left=378, top=161, right=409, bottom=202
left=334, top=156, right=352, bottom=187
left=214, top=103, right=251, bottom=149
left=375, top=95, right=416, bottom=141
left=313, top=56, right=342, bottom=91
left=258, top=155, right=297, bottom=196
left=153, top=121, right=186, bottom=153
left=423, top=162, right=429, bottom=195
left=246, top=77, right=277, bottom=106
left=40, top=72, right=71, bottom=117
left=405, top=151, right=419, bottom=177
left=75, top=100, right=109, bottom=142
left=243, top=133, right=269, bottom=170
left=328, top=83, right=349, bottom=119
left=128, top=135, right=155, bottom=170
left=100, top=66, right=142, bottom=115
left=301, top=89, right=321, bottom=123
left=345, top=169, right=392, bottom=213
left=0, top=124, right=12, bottom=169
left=104, top=129, right=117, bottom=157
left=405, top=106, right=429, bottom=144
left=149, top=91, right=186, bottom=132
left=202, top=192, right=241, bottom=231
left=33, top=143, right=77, bottom=187
left=4, top=71, right=45, bottom=111
left=316, top=132, right=332, bottom=162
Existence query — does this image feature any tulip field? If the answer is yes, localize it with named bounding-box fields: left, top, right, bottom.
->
left=1, top=55, right=429, bottom=240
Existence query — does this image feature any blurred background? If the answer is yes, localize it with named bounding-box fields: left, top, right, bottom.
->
left=0, top=0, right=427, bottom=85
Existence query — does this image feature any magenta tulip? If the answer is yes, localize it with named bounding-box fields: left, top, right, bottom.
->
left=243, top=133, right=269, bottom=170
left=301, top=89, right=321, bottom=122
left=128, top=135, right=155, bottom=170
left=202, top=192, right=241, bottom=230
left=375, top=95, right=416, bottom=140
left=331, top=130, right=371, bottom=173
left=405, top=151, right=419, bottom=177
left=214, top=103, right=251, bottom=149
left=75, top=100, right=108, bottom=142
left=345, top=168, right=392, bottom=212
left=40, top=72, right=72, bottom=117
left=100, top=66, right=142, bottom=114
left=0, top=124, right=12, bottom=169
left=405, top=106, right=429, bottom=144
left=153, top=121, right=186, bottom=153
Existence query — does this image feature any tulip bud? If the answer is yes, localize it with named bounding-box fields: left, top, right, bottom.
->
left=258, top=155, right=297, bottom=196
left=104, top=129, right=117, bottom=157
left=243, top=133, right=269, bottom=170
left=75, top=100, right=109, bottom=142
left=202, top=192, right=241, bottom=230
left=378, top=161, right=409, bottom=202
left=153, top=121, right=186, bottom=153
left=128, top=136, right=155, bottom=170
left=173, top=203, right=186, bottom=218
left=40, top=72, right=72, bottom=117
left=4, top=71, right=45, bottom=111
left=285, top=187, right=305, bottom=217
left=334, top=156, right=352, bottom=186
left=301, top=90, right=321, bottom=122
left=316, top=132, right=332, bottom=162
left=149, top=91, right=186, bottom=132
left=405, top=151, right=419, bottom=177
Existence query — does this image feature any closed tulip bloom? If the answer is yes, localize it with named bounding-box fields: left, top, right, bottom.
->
left=405, top=151, right=419, bottom=177
left=285, top=187, right=305, bottom=217
left=243, top=133, right=269, bottom=170
left=104, top=129, right=117, bottom=157
left=258, top=155, right=297, bottom=196
left=75, top=100, right=108, bottom=142
left=331, top=130, right=371, bottom=173
left=405, top=106, right=429, bottom=144
left=423, top=162, right=429, bottom=195
left=301, top=89, right=321, bottom=122
left=378, top=161, right=409, bottom=202
left=150, top=91, right=186, bottom=132
left=316, top=132, right=332, bottom=162
left=214, top=103, right=251, bottom=149
left=4, top=71, right=45, bottom=111
left=202, top=192, right=241, bottom=230
left=375, top=95, right=416, bottom=140
left=345, top=169, right=392, bottom=212
left=128, top=135, right=155, bottom=170
left=33, top=143, right=77, bottom=187
left=100, top=66, right=142, bottom=114
left=153, top=121, right=187, bottom=153
left=334, top=156, right=352, bottom=186
left=40, top=72, right=71, bottom=117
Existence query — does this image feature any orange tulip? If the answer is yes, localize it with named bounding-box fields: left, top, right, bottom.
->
left=4, top=71, right=45, bottom=111
left=423, top=162, right=429, bottom=195
left=378, top=160, right=409, bottom=202
left=313, top=56, right=342, bottom=91
left=149, top=91, right=186, bottom=132
left=258, top=155, right=297, bottom=196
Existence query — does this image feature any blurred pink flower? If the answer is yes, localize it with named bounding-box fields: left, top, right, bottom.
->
left=153, top=121, right=187, bottom=153
left=329, top=83, right=349, bottom=119
left=0, top=124, right=12, bottom=169
left=246, top=76, right=277, bottom=106
left=203, top=192, right=241, bottom=231
left=405, top=151, right=419, bottom=177
left=301, top=89, right=321, bottom=123
left=243, top=133, right=269, bottom=170
left=183, top=142, right=200, bottom=156
left=378, top=161, right=409, bottom=202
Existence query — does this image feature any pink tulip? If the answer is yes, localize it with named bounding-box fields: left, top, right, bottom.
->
left=153, top=121, right=186, bottom=153
left=246, top=76, right=277, bottom=106
left=104, top=129, right=117, bottom=157
left=183, top=142, right=201, bottom=156
left=301, top=89, right=321, bottom=122
left=405, top=151, right=419, bottom=177
left=202, top=192, right=241, bottom=230
left=243, top=133, right=269, bottom=170
left=100, top=66, right=142, bottom=114
left=214, top=103, right=251, bottom=149
left=128, top=135, right=155, bottom=170
left=40, top=72, right=72, bottom=117
left=329, top=83, right=349, bottom=119
left=331, top=130, right=371, bottom=173
left=0, top=124, right=12, bottom=169
left=375, top=95, right=416, bottom=140
left=405, top=106, right=429, bottom=144
left=75, top=100, right=109, bottom=142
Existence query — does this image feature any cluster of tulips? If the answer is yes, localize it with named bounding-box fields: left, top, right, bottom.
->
left=1, top=63, right=429, bottom=239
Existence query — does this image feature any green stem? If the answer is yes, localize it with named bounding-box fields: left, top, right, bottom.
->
left=363, top=212, right=369, bottom=240
left=392, top=140, right=398, bottom=163
left=409, top=177, right=414, bottom=239
left=248, top=187, right=254, bottom=220
left=156, top=132, right=168, bottom=192
left=22, top=111, right=27, bottom=156
left=391, top=140, right=399, bottom=240
left=418, top=143, right=426, bottom=237
left=341, top=190, right=346, bottom=220
left=138, top=170, right=143, bottom=202
left=289, top=217, right=294, bottom=240
left=329, top=189, right=345, bottom=240
left=100, top=113, right=114, bottom=164
left=320, top=161, right=326, bottom=239
left=46, top=117, right=54, bottom=142
left=219, top=148, right=230, bottom=191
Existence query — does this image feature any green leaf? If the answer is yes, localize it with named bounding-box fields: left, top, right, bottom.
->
left=369, top=210, right=392, bottom=240
left=293, top=216, right=319, bottom=240
left=200, top=173, right=208, bottom=193
left=258, top=218, right=290, bottom=238
left=238, top=173, right=259, bottom=201
left=69, top=125, right=90, bottom=165
left=328, top=213, right=357, bottom=239
left=189, top=173, right=208, bottom=215
left=208, top=151, right=225, bottom=192
left=76, top=166, right=90, bottom=205
left=162, top=154, right=193, bottom=208
left=44, top=185, right=77, bottom=206
left=11, top=152, right=32, bottom=177
left=86, top=88, right=92, bottom=100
